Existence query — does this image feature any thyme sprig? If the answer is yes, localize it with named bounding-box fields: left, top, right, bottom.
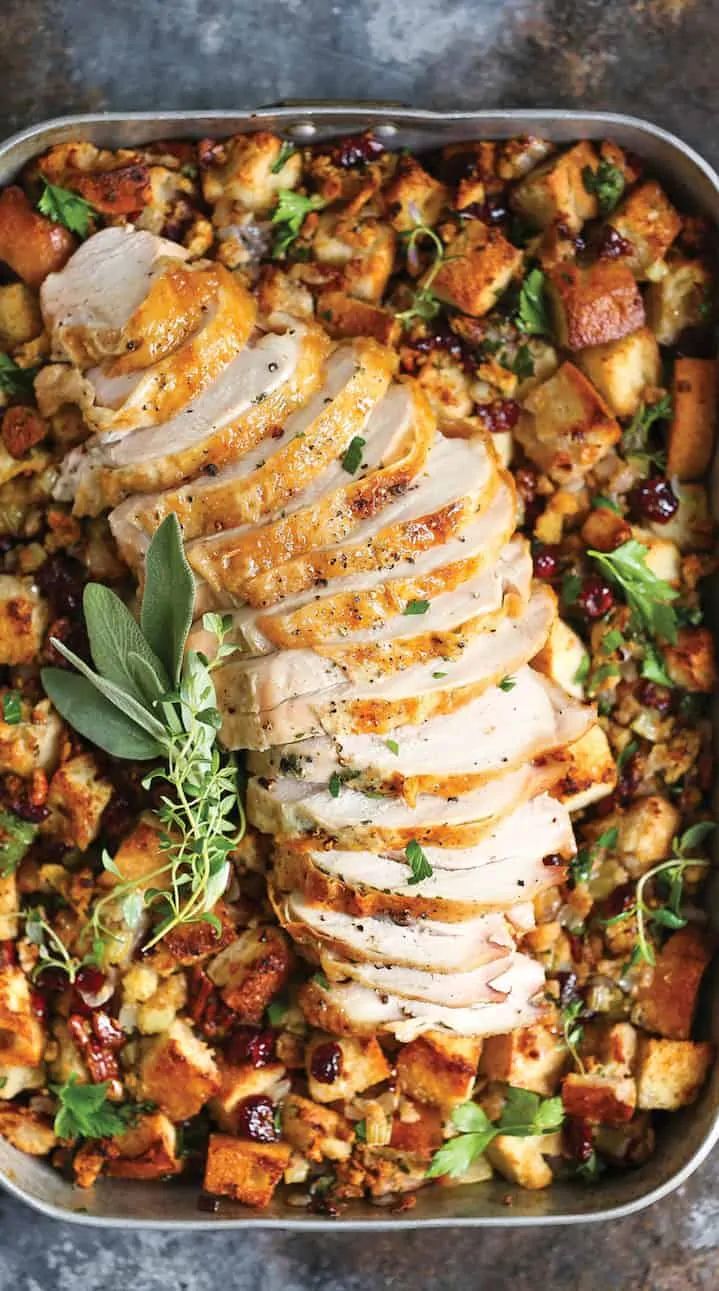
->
left=395, top=222, right=447, bottom=327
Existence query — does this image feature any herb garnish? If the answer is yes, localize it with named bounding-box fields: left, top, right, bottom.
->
left=0, top=810, right=37, bottom=878
left=1, top=692, right=21, bottom=724
left=405, top=838, right=432, bottom=885
left=588, top=539, right=678, bottom=644
left=403, top=599, right=430, bottom=616
left=271, top=189, right=327, bottom=258
left=385, top=739, right=400, bottom=756
left=560, top=998, right=586, bottom=1072
left=581, top=161, right=625, bottom=214
left=270, top=142, right=298, bottom=174
left=427, top=1088, right=563, bottom=1178
left=569, top=825, right=618, bottom=889
left=498, top=675, right=516, bottom=692
left=622, top=396, right=672, bottom=472
left=341, top=435, right=366, bottom=475
left=395, top=223, right=447, bottom=328
left=602, top=823, right=714, bottom=966
left=41, top=515, right=244, bottom=953
left=52, top=1076, right=149, bottom=1142
left=328, top=771, right=342, bottom=798
left=516, top=268, right=550, bottom=337
left=38, top=181, right=96, bottom=238
left=0, top=354, right=39, bottom=398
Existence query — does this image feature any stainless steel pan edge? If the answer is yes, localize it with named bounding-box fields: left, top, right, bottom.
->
left=0, top=105, right=718, bottom=1230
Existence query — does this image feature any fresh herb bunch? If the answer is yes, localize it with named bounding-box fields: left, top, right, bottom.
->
left=427, top=1087, right=563, bottom=1178
left=395, top=222, right=447, bottom=328
left=41, top=515, right=245, bottom=955
left=271, top=189, right=327, bottom=258
left=37, top=181, right=96, bottom=238
left=581, top=160, right=626, bottom=214
left=602, top=822, right=714, bottom=967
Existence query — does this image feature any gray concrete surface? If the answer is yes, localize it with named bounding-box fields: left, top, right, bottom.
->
left=2, top=1, right=719, bottom=1286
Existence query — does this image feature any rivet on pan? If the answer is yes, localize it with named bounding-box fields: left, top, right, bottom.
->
left=288, top=122, right=317, bottom=140
left=375, top=123, right=399, bottom=139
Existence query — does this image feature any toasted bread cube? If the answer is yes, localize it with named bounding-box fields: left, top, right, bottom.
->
left=0, top=575, right=47, bottom=666
left=44, top=753, right=112, bottom=851
left=631, top=527, right=681, bottom=584
left=396, top=1031, right=482, bottom=1109
left=0, top=187, right=75, bottom=288
left=281, top=1092, right=354, bottom=1162
left=650, top=483, right=712, bottom=552
left=645, top=256, right=713, bottom=345
left=204, top=1133, right=290, bottom=1206
left=103, top=819, right=167, bottom=891
left=631, top=926, right=713, bottom=1040
left=209, top=1059, right=287, bottom=1134
left=0, top=283, right=43, bottom=346
left=107, top=1112, right=182, bottom=1179
left=202, top=131, right=302, bottom=215
left=390, top=1101, right=443, bottom=1156
left=0, top=1106, right=56, bottom=1156
left=607, top=181, right=681, bottom=278
left=580, top=506, right=632, bottom=554
left=256, top=265, right=314, bottom=320
left=381, top=156, right=447, bottom=231
left=0, top=966, right=45, bottom=1066
left=553, top=724, right=618, bottom=812
left=614, top=795, right=681, bottom=875
left=667, top=357, right=717, bottom=480
left=516, top=361, right=621, bottom=484
left=431, top=223, right=522, bottom=317
left=47, top=1018, right=88, bottom=1084
left=480, top=1024, right=567, bottom=1097
left=485, top=1131, right=560, bottom=1190
left=584, top=1021, right=639, bottom=1071
left=306, top=1031, right=391, bottom=1104
left=511, top=141, right=600, bottom=233
left=0, top=698, right=62, bottom=779
left=0, top=871, right=17, bottom=940
left=664, top=626, right=717, bottom=692
left=636, top=1037, right=714, bottom=1110
left=576, top=327, right=661, bottom=418
left=0, top=1062, right=44, bottom=1099
left=317, top=290, right=400, bottom=346
left=561, top=1070, right=636, bottom=1125
left=139, top=1019, right=220, bottom=1120
left=313, top=214, right=395, bottom=303
left=136, top=973, right=187, bottom=1035
left=547, top=261, right=645, bottom=351
left=533, top=618, right=588, bottom=700
left=208, top=927, right=292, bottom=1023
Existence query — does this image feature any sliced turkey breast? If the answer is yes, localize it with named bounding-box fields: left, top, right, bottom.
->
left=69, top=318, right=331, bottom=516
left=114, top=339, right=394, bottom=546
left=272, top=887, right=525, bottom=971
left=187, top=379, right=437, bottom=599
left=272, top=841, right=567, bottom=921
left=40, top=225, right=188, bottom=367
left=321, top=948, right=537, bottom=1008
left=37, top=265, right=255, bottom=440
left=247, top=668, right=595, bottom=800
left=216, top=584, right=556, bottom=747
left=248, top=756, right=567, bottom=849
left=298, top=960, right=546, bottom=1039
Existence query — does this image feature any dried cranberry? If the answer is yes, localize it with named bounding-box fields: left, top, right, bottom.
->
left=533, top=546, right=560, bottom=579
left=30, top=988, right=47, bottom=1019
left=35, top=554, right=86, bottom=617
left=578, top=575, right=614, bottom=619
left=631, top=476, right=678, bottom=525
left=408, top=323, right=465, bottom=364
left=226, top=1026, right=276, bottom=1068
left=75, top=965, right=106, bottom=998
left=597, top=227, right=633, bottom=260
left=331, top=132, right=384, bottom=169
left=310, top=1040, right=343, bottom=1084
left=35, top=965, right=68, bottom=992
left=236, top=1094, right=279, bottom=1143
left=0, top=940, right=17, bottom=967
left=636, top=679, right=673, bottom=713
left=542, top=852, right=564, bottom=867
left=564, top=1116, right=594, bottom=1163
left=480, top=399, right=520, bottom=433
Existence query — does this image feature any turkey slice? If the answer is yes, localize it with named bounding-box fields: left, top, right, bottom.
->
left=37, top=264, right=255, bottom=442
left=272, top=842, right=567, bottom=921
left=73, top=317, right=331, bottom=517
left=116, top=337, right=395, bottom=546
left=216, top=584, right=555, bottom=747
left=321, top=949, right=534, bottom=1008
left=248, top=757, right=567, bottom=849
left=298, top=968, right=546, bottom=1039
left=272, top=887, right=525, bottom=972
left=41, top=226, right=189, bottom=367
left=247, top=667, right=595, bottom=800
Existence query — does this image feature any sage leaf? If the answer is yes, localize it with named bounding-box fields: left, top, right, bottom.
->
left=47, top=638, right=167, bottom=742
left=83, top=583, right=169, bottom=703
left=141, top=514, right=194, bottom=685
left=41, top=669, right=165, bottom=760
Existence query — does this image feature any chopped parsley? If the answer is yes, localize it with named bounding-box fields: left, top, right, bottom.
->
left=271, top=188, right=326, bottom=257
left=498, top=676, right=516, bottom=692
left=385, top=739, right=400, bottom=756
left=0, top=809, right=38, bottom=877
left=2, top=692, right=22, bottom=724
left=403, top=599, right=430, bottom=616
left=581, top=160, right=626, bottom=214
left=328, top=772, right=342, bottom=798
left=569, top=825, right=618, bottom=889
left=405, top=838, right=432, bottom=885
left=341, top=435, right=366, bottom=474
left=0, top=354, right=39, bottom=398
left=516, top=268, right=550, bottom=337
left=38, top=181, right=96, bottom=238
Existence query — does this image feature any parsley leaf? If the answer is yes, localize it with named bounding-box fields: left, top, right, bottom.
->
left=52, top=1076, right=131, bottom=1141
left=403, top=599, right=430, bottom=616
left=341, top=435, right=366, bottom=475
left=508, top=343, right=534, bottom=380
left=385, top=739, right=400, bottom=756
left=266, top=998, right=289, bottom=1026
left=516, top=268, right=550, bottom=336
left=270, top=142, right=297, bottom=174
left=498, top=675, right=516, bottom=692
left=0, top=808, right=37, bottom=877
left=37, top=181, right=96, bottom=238
left=427, top=1090, right=564, bottom=1179
left=581, top=160, right=625, bottom=214
left=640, top=642, right=674, bottom=688
left=328, top=771, right=342, bottom=798
left=588, top=539, right=678, bottom=644
left=405, top=838, right=433, bottom=885
left=0, top=354, right=39, bottom=398
left=271, top=189, right=326, bottom=257
left=616, top=738, right=639, bottom=773
left=622, top=397, right=672, bottom=472
left=2, top=692, right=22, bottom=724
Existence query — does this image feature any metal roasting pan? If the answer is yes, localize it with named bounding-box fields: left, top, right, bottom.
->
left=0, top=104, right=718, bottom=1229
